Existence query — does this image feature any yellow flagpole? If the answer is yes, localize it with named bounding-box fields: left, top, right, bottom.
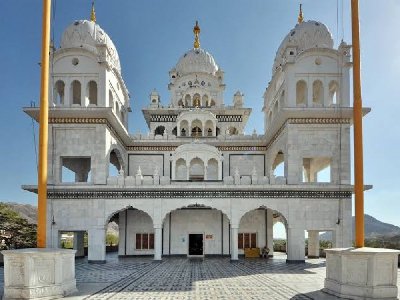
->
left=351, top=0, right=365, bottom=247
left=37, top=0, right=52, bottom=248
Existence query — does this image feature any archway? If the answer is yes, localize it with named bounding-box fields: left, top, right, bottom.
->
left=162, top=204, right=231, bottom=256
left=312, top=80, right=323, bottom=105
left=189, top=157, right=204, bottom=181
left=238, top=207, right=288, bottom=260
left=175, top=158, right=187, bottom=180
left=106, top=207, right=155, bottom=257
left=296, top=80, right=307, bottom=106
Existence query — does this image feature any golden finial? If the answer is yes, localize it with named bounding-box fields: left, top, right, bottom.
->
left=90, top=1, right=96, bottom=23
left=193, top=20, right=201, bottom=49
left=298, top=4, right=304, bottom=24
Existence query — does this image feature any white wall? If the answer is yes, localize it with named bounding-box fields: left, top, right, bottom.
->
left=167, top=209, right=228, bottom=255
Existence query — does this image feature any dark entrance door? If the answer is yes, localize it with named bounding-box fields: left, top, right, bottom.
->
left=188, top=234, right=203, bottom=255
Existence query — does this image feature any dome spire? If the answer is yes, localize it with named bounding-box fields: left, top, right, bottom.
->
left=298, top=3, right=304, bottom=24
left=193, top=20, right=201, bottom=49
left=90, top=1, right=96, bottom=23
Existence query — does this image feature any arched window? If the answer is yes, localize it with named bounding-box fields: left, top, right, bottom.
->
left=175, top=158, right=187, bottom=180
left=272, top=151, right=285, bottom=177
left=184, top=95, right=191, bottom=107
left=189, top=158, right=204, bottom=181
left=180, top=120, right=189, bottom=137
left=312, top=80, right=323, bottom=105
left=202, top=95, right=209, bottom=107
left=88, top=81, right=97, bottom=105
left=109, top=149, right=122, bottom=177
left=71, top=80, right=81, bottom=105
left=155, top=126, right=165, bottom=136
left=191, top=119, right=202, bottom=137
left=121, top=110, right=125, bottom=125
left=329, top=81, right=339, bottom=105
left=296, top=80, right=307, bottom=106
left=205, top=120, right=214, bottom=136
left=193, top=93, right=201, bottom=107
left=116, top=102, right=120, bottom=117
left=109, top=91, right=114, bottom=109
left=210, top=99, right=216, bottom=107
left=54, top=80, right=65, bottom=105
left=172, top=127, right=177, bottom=136
left=178, top=99, right=183, bottom=107
left=207, top=158, right=218, bottom=180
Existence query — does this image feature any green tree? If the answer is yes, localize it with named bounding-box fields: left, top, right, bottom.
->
left=0, top=203, right=37, bottom=249
left=106, top=233, right=119, bottom=246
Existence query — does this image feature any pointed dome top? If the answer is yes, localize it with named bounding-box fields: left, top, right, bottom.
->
left=272, top=20, right=334, bottom=73
left=60, top=20, right=121, bottom=72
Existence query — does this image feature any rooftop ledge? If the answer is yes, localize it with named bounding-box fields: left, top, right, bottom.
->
left=22, top=182, right=372, bottom=194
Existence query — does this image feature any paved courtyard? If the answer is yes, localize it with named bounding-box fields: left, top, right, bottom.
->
left=1, top=253, right=399, bottom=299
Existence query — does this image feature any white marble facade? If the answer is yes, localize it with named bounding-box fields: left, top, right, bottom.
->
left=24, top=17, right=368, bottom=263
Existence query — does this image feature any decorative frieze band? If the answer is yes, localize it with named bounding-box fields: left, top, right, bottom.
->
left=150, top=115, right=178, bottom=122
left=48, top=190, right=352, bottom=199
left=49, top=118, right=107, bottom=124
left=216, top=115, right=243, bottom=122
left=288, top=118, right=351, bottom=124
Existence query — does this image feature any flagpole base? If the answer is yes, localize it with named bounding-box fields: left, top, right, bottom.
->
left=1, top=248, right=77, bottom=299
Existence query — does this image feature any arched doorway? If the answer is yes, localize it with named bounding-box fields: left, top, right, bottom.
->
left=162, top=204, right=231, bottom=257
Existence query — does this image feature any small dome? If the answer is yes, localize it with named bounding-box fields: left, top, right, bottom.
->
left=273, top=20, right=334, bottom=73
left=176, top=48, right=218, bottom=76
left=61, top=20, right=121, bottom=72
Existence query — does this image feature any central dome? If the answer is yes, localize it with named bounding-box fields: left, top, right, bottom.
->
left=176, top=48, right=219, bottom=76
left=61, top=20, right=121, bottom=72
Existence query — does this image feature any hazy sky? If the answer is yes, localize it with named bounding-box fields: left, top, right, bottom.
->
left=0, top=1, right=399, bottom=228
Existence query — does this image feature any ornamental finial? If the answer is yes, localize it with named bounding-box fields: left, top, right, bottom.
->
left=193, top=20, right=201, bottom=49
left=298, top=4, right=304, bottom=24
left=90, top=1, right=96, bottom=23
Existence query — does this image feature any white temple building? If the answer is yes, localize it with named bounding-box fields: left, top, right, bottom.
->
left=24, top=8, right=367, bottom=263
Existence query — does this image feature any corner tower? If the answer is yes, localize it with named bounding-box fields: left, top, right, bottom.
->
left=25, top=7, right=130, bottom=185
left=264, top=12, right=355, bottom=187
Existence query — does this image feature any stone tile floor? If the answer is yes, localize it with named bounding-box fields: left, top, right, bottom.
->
left=1, top=253, right=399, bottom=299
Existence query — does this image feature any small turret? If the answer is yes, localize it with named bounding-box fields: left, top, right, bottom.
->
left=149, top=89, right=160, bottom=108
left=233, top=91, right=243, bottom=108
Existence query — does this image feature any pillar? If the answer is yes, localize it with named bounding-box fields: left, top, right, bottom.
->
left=73, top=231, right=85, bottom=258
left=230, top=226, right=239, bottom=260
left=266, top=209, right=274, bottom=257
left=307, top=230, right=320, bottom=258
left=88, top=227, right=106, bottom=263
left=286, top=227, right=305, bottom=263
left=154, top=226, right=162, bottom=261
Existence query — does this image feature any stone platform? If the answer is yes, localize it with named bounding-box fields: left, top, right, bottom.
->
left=1, top=253, right=399, bottom=299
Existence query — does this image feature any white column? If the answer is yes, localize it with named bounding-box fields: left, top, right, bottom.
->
left=88, top=227, right=106, bottom=263
left=204, top=163, right=208, bottom=180
left=286, top=227, right=305, bottom=263
left=73, top=231, right=85, bottom=258
left=307, top=78, right=312, bottom=107
left=118, top=211, right=126, bottom=256
left=307, top=230, right=319, bottom=258
left=266, top=209, right=274, bottom=257
left=230, top=226, right=239, bottom=260
left=186, top=163, right=190, bottom=180
left=154, top=226, right=162, bottom=261
left=218, top=161, right=222, bottom=180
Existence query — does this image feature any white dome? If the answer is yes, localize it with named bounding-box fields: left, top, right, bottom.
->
left=273, top=20, right=334, bottom=73
left=176, top=48, right=218, bottom=76
left=61, top=20, right=121, bottom=72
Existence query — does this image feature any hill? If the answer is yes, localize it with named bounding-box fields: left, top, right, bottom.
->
left=320, top=214, right=400, bottom=240
left=2, top=202, right=118, bottom=236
